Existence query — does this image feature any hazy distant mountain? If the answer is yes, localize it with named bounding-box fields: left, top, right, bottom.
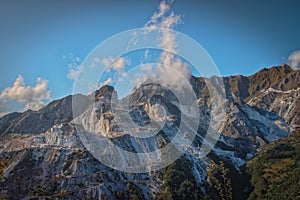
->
left=0, top=64, right=299, bottom=199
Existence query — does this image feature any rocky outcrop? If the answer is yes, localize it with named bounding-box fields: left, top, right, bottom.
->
left=0, top=94, right=90, bottom=135
left=0, top=64, right=299, bottom=199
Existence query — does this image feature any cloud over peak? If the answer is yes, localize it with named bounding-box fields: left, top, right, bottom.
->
left=145, top=0, right=181, bottom=30
left=288, top=50, right=300, bottom=69
left=65, top=54, right=82, bottom=80
left=143, top=0, right=190, bottom=86
left=0, top=75, right=51, bottom=112
left=102, top=57, right=127, bottom=73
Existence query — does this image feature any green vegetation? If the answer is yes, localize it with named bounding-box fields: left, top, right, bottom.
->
left=126, top=182, right=144, bottom=200
left=0, top=159, right=9, bottom=181
left=157, top=156, right=204, bottom=200
left=247, top=129, right=300, bottom=199
left=207, top=161, right=233, bottom=200
left=0, top=150, right=25, bottom=181
left=29, top=184, right=51, bottom=197
left=115, top=190, right=126, bottom=199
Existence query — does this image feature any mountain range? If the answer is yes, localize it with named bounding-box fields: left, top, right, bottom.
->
left=0, top=64, right=299, bottom=199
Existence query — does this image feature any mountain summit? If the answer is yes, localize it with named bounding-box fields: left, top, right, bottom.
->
left=0, top=64, right=299, bottom=199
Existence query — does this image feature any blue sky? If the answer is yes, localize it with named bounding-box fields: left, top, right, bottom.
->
left=0, top=0, right=300, bottom=115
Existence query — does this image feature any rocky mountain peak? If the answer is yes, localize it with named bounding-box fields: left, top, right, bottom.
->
left=94, top=85, right=116, bottom=101
left=0, top=64, right=299, bottom=199
left=247, top=64, right=294, bottom=94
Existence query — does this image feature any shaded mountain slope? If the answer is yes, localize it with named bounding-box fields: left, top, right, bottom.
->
left=0, top=94, right=90, bottom=135
left=247, top=128, right=300, bottom=199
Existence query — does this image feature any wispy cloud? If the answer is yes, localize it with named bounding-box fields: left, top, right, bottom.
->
left=0, top=75, right=51, bottom=111
left=65, top=53, right=83, bottom=80
left=288, top=50, right=300, bottom=69
left=67, top=67, right=83, bottom=80
left=144, top=0, right=181, bottom=30
left=101, top=56, right=129, bottom=76
left=102, top=57, right=124, bottom=72
left=143, top=0, right=190, bottom=87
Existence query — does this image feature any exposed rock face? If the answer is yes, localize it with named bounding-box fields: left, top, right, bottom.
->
left=0, top=64, right=299, bottom=199
left=0, top=94, right=90, bottom=135
left=0, top=112, right=22, bottom=135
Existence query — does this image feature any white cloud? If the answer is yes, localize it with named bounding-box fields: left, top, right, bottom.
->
left=101, top=56, right=129, bottom=75
left=0, top=75, right=51, bottom=111
left=67, top=66, right=82, bottom=80
left=142, top=0, right=190, bottom=87
left=141, top=64, right=153, bottom=71
left=161, top=12, right=181, bottom=29
left=112, top=57, right=125, bottom=72
left=99, top=78, right=113, bottom=88
left=65, top=53, right=83, bottom=80
left=86, top=78, right=114, bottom=94
left=101, top=57, right=114, bottom=68
left=132, top=74, right=150, bottom=87
left=288, top=50, right=300, bottom=69
left=24, top=101, right=45, bottom=111
left=144, top=0, right=179, bottom=29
